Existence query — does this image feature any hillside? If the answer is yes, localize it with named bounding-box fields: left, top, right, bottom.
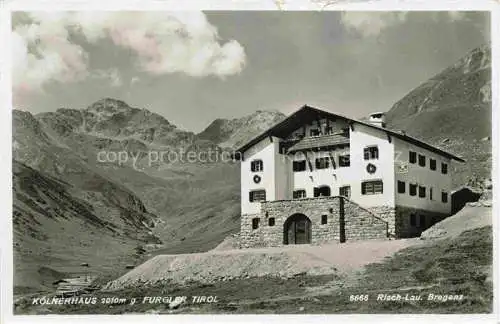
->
left=12, top=160, right=160, bottom=294
left=385, top=44, right=491, bottom=186
left=13, top=109, right=162, bottom=293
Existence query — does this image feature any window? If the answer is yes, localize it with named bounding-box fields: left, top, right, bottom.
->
left=293, top=189, right=306, bottom=199
left=339, top=186, right=351, bottom=198
left=310, top=128, right=320, bottom=137
left=430, top=188, right=434, bottom=200
left=364, top=146, right=379, bottom=160
left=314, top=186, right=331, bottom=197
left=410, top=213, right=417, bottom=226
left=252, top=218, right=260, bottom=230
left=419, top=215, right=426, bottom=228
left=409, top=151, right=417, bottom=164
left=397, top=181, right=406, bottom=194
left=249, top=190, right=266, bottom=202
left=293, top=160, right=307, bottom=172
left=339, top=155, right=350, bottom=167
left=442, top=191, right=448, bottom=203
left=315, top=157, right=330, bottom=169
left=409, top=184, right=417, bottom=196
left=321, top=215, right=328, bottom=225
left=430, top=159, right=437, bottom=171
left=418, top=154, right=426, bottom=167
left=441, top=163, right=448, bottom=174
left=251, top=160, right=263, bottom=172
left=268, top=218, right=275, bottom=226
left=324, top=126, right=333, bottom=135
left=419, top=186, right=426, bottom=198
left=361, top=180, right=383, bottom=195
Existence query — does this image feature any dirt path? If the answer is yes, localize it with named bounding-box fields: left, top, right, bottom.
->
left=105, top=238, right=418, bottom=290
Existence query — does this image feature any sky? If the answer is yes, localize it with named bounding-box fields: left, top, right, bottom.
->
left=12, top=11, right=490, bottom=132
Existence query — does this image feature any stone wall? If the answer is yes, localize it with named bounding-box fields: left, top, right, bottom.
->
left=345, top=203, right=390, bottom=241
left=395, top=205, right=449, bottom=238
left=367, top=206, right=397, bottom=238
left=239, top=196, right=390, bottom=248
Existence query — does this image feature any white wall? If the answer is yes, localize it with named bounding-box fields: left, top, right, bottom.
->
left=290, top=149, right=352, bottom=198
left=241, top=136, right=282, bottom=214
left=240, top=118, right=453, bottom=216
left=349, top=124, right=396, bottom=208
left=393, top=138, right=452, bottom=214
left=275, top=145, right=291, bottom=201
left=289, top=123, right=395, bottom=208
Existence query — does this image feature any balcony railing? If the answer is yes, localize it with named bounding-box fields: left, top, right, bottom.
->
left=280, top=132, right=350, bottom=153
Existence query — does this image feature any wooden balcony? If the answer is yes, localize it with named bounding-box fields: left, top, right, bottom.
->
left=280, top=132, right=350, bottom=153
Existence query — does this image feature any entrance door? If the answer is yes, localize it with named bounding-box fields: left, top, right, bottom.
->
left=284, top=214, right=312, bottom=244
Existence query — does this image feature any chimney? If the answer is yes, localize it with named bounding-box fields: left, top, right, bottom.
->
left=368, top=112, right=386, bottom=128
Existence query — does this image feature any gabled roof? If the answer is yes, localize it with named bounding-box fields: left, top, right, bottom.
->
left=234, top=105, right=465, bottom=162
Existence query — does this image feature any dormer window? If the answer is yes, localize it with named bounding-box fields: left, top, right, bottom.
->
left=310, top=128, right=320, bottom=137
left=250, top=160, right=263, bottom=172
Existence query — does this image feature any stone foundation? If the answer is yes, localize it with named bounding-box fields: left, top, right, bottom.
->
left=367, top=206, right=397, bottom=238
left=395, top=205, right=449, bottom=238
left=239, top=196, right=390, bottom=249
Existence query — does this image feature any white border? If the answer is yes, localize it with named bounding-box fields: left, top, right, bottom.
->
left=1, top=1, right=499, bottom=324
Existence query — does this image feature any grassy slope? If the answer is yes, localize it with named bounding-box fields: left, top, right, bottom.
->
left=12, top=161, right=159, bottom=295
left=98, top=161, right=242, bottom=254
left=15, top=226, right=492, bottom=314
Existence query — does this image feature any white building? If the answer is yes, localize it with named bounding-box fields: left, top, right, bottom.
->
left=234, top=105, right=464, bottom=247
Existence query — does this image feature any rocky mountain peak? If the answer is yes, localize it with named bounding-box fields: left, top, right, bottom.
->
left=197, top=109, right=286, bottom=148
left=85, top=98, right=133, bottom=114
left=454, top=43, right=491, bottom=75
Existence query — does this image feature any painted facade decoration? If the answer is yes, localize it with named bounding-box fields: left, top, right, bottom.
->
left=234, top=105, right=465, bottom=247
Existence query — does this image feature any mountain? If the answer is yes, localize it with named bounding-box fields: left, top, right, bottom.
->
left=12, top=160, right=157, bottom=293
left=13, top=99, right=283, bottom=292
left=13, top=109, right=162, bottom=293
left=385, top=44, right=491, bottom=186
left=197, top=110, right=286, bottom=148
left=12, top=44, right=491, bottom=293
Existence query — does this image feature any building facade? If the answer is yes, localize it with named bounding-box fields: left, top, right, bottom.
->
left=235, top=105, right=464, bottom=248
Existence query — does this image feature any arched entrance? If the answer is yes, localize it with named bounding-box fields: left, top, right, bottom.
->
left=283, top=214, right=312, bottom=245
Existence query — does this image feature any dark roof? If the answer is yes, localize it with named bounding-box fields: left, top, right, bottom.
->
left=287, top=133, right=350, bottom=152
left=235, top=105, right=465, bottom=162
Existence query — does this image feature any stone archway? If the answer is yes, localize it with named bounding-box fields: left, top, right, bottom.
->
left=283, top=213, right=312, bottom=245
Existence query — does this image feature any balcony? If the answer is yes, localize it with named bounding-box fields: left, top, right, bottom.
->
left=280, top=132, right=350, bottom=153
